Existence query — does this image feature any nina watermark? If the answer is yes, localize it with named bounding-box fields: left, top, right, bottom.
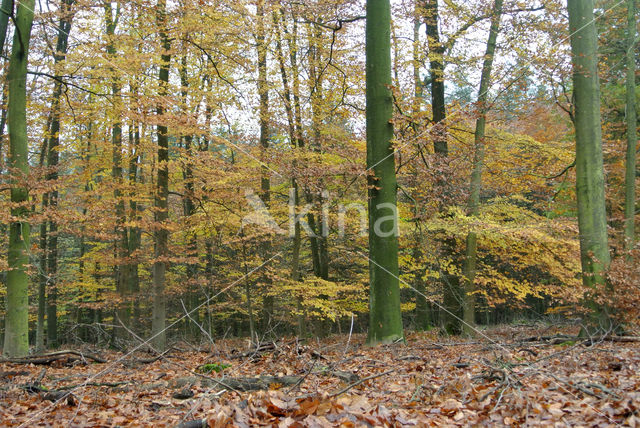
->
left=241, top=188, right=398, bottom=238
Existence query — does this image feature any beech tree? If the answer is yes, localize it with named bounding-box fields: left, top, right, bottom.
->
left=567, top=0, right=610, bottom=299
left=461, top=0, right=503, bottom=337
left=366, top=0, right=403, bottom=345
left=4, top=0, right=35, bottom=358
left=623, top=0, right=637, bottom=254
left=0, top=0, right=10, bottom=54
left=35, top=0, right=75, bottom=352
left=152, top=0, right=172, bottom=351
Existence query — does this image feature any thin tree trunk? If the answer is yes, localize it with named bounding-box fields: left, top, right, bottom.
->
left=3, top=0, right=35, bottom=358
left=241, top=239, right=256, bottom=343
left=0, top=83, right=7, bottom=173
left=179, top=53, right=199, bottom=337
left=412, top=0, right=430, bottom=329
left=425, top=0, right=446, bottom=156
left=425, top=0, right=460, bottom=334
left=307, top=22, right=330, bottom=281
left=104, top=2, right=130, bottom=337
left=274, top=10, right=305, bottom=334
left=412, top=1, right=422, bottom=111
left=461, top=0, right=503, bottom=337
left=567, top=0, right=611, bottom=312
left=44, top=0, right=74, bottom=349
left=366, top=0, right=403, bottom=345
left=36, top=131, right=50, bottom=353
left=624, top=0, right=637, bottom=255
left=256, top=0, right=273, bottom=330
left=152, top=0, right=172, bottom=351
left=0, top=0, right=11, bottom=55
left=128, top=120, right=141, bottom=326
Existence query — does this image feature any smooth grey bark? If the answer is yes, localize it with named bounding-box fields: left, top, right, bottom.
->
left=152, top=0, right=171, bottom=351
left=0, top=0, right=11, bottom=55
left=624, top=0, right=637, bottom=254
left=366, top=0, right=404, bottom=345
left=567, top=0, right=610, bottom=293
left=256, top=0, right=274, bottom=332
left=3, top=0, right=35, bottom=358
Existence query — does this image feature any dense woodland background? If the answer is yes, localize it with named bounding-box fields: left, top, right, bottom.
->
left=0, top=0, right=638, bottom=355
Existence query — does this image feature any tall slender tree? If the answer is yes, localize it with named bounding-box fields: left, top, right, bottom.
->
left=103, top=1, right=132, bottom=338
left=255, top=0, right=275, bottom=333
left=152, top=0, right=172, bottom=351
left=624, top=0, right=637, bottom=255
left=36, top=0, right=75, bottom=351
left=424, top=0, right=446, bottom=156
left=366, top=0, right=403, bottom=345
left=424, top=0, right=460, bottom=333
left=461, top=0, right=503, bottom=337
left=567, top=0, right=610, bottom=301
left=0, top=0, right=11, bottom=55
left=4, top=0, right=35, bottom=358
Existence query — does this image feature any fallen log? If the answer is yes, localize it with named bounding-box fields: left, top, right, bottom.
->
left=1, top=350, right=106, bottom=365
left=175, top=420, right=207, bottom=428
left=519, top=334, right=640, bottom=345
left=584, top=336, right=640, bottom=344
left=229, top=342, right=277, bottom=360
left=519, top=334, right=574, bottom=343
left=169, top=375, right=303, bottom=392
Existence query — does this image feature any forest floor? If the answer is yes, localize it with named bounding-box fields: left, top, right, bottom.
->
left=1, top=324, right=639, bottom=427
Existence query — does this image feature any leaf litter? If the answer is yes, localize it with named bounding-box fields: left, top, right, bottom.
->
left=0, top=324, right=639, bottom=427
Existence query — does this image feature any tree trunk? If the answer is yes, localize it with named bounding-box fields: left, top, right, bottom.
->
left=411, top=0, right=431, bottom=329
left=179, top=53, right=199, bottom=338
left=366, top=0, right=403, bottom=345
left=425, top=0, right=459, bottom=333
left=412, top=1, right=422, bottom=111
left=424, top=0, right=446, bottom=156
left=43, top=0, right=74, bottom=349
left=36, top=127, right=50, bottom=352
left=0, top=83, right=7, bottom=173
left=104, top=2, right=130, bottom=337
left=256, top=0, right=274, bottom=330
left=307, top=23, right=330, bottom=282
left=3, top=0, right=35, bottom=358
left=461, top=0, right=503, bottom=337
left=128, top=120, right=142, bottom=326
left=0, top=0, right=11, bottom=55
left=36, top=214, right=47, bottom=352
left=152, top=0, right=172, bottom=351
left=624, top=0, right=637, bottom=255
left=274, top=10, right=305, bottom=334
left=567, top=0, right=611, bottom=303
